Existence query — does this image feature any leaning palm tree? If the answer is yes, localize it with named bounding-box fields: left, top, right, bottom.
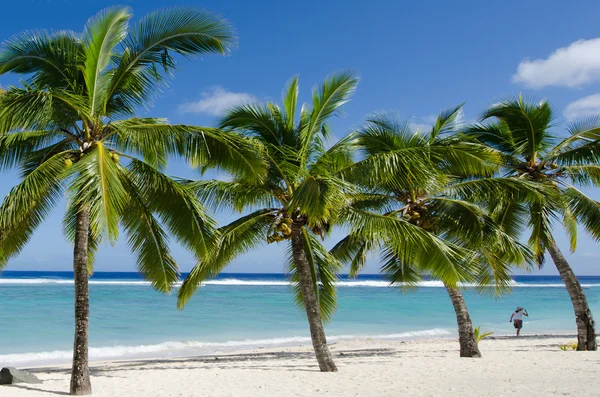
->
left=468, top=96, right=600, bottom=350
left=177, top=73, right=364, bottom=372
left=0, top=7, right=262, bottom=395
left=332, top=106, right=535, bottom=357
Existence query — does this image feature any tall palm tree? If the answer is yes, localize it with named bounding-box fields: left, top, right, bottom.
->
left=0, top=7, right=262, bottom=395
left=332, top=106, right=536, bottom=357
left=468, top=96, right=600, bottom=351
left=177, top=73, right=364, bottom=372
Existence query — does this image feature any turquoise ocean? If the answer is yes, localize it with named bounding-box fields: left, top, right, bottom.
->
left=1, top=271, right=599, bottom=366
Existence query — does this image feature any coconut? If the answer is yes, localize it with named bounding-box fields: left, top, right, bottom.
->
left=280, top=224, right=291, bottom=236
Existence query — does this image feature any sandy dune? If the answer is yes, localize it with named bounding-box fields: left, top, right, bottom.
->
left=2, top=336, right=599, bottom=396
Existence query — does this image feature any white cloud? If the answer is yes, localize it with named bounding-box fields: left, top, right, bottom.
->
left=564, top=94, right=600, bottom=120
left=420, top=114, right=438, bottom=124
left=179, top=87, right=256, bottom=116
left=408, top=122, right=431, bottom=133
left=513, top=38, right=600, bottom=89
left=408, top=114, right=436, bottom=133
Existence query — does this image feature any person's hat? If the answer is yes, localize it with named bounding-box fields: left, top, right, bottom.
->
left=516, top=306, right=523, bottom=311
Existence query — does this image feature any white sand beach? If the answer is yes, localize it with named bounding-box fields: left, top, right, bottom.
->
left=2, top=335, right=598, bottom=397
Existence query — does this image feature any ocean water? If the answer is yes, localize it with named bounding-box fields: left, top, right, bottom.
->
left=0, top=271, right=599, bottom=366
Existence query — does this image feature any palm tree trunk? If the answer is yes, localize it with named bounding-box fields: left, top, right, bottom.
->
left=547, top=242, right=597, bottom=351
left=444, top=282, right=481, bottom=358
left=70, top=206, right=92, bottom=395
left=290, top=223, right=337, bottom=372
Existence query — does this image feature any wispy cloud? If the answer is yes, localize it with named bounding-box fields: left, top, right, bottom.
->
left=179, top=87, right=256, bottom=116
left=513, top=38, right=600, bottom=89
left=408, top=122, right=431, bottom=133
left=409, top=114, right=437, bottom=133
left=564, top=94, right=600, bottom=120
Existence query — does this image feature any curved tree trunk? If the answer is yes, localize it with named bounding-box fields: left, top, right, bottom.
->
left=70, top=207, right=92, bottom=395
left=444, top=282, right=481, bottom=358
left=547, top=243, right=597, bottom=351
left=290, top=223, right=337, bottom=372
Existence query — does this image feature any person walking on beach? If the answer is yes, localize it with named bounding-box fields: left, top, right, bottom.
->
left=510, top=306, right=529, bottom=336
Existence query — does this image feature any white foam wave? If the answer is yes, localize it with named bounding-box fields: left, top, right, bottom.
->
left=0, top=329, right=450, bottom=366
left=0, top=278, right=598, bottom=288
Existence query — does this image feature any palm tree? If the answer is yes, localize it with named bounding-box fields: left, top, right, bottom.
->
left=468, top=96, right=600, bottom=350
left=0, top=7, right=262, bottom=395
left=332, top=106, right=535, bottom=357
left=177, top=73, right=363, bottom=372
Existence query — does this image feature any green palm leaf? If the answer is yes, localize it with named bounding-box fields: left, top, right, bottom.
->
left=83, top=7, right=131, bottom=114
left=563, top=187, right=600, bottom=241
left=0, top=151, right=69, bottom=266
left=0, top=30, right=82, bottom=89
left=299, top=72, right=359, bottom=165
left=119, top=166, right=179, bottom=292
left=128, top=159, right=217, bottom=258
left=177, top=208, right=277, bottom=309
left=68, top=142, right=128, bottom=242
left=106, top=7, right=235, bottom=112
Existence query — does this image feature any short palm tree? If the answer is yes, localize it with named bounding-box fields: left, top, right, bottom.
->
left=177, top=73, right=362, bottom=372
left=0, top=7, right=261, bottom=395
left=468, top=96, right=600, bottom=350
left=332, top=106, right=535, bottom=357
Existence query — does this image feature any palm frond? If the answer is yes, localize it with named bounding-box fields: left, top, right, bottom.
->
left=563, top=187, right=600, bottom=242
left=177, top=209, right=277, bottom=308
left=0, top=87, right=86, bottom=132
left=547, top=116, right=600, bottom=165
left=219, top=103, right=285, bottom=147
left=189, top=179, right=278, bottom=212
left=299, top=72, right=358, bottom=165
left=119, top=166, right=179, bottom=292
left=82, top=6, right=131, bottom=114
left=0, top=30, right=82, bottom=89
left=288, top=175, right=353, bottom=228
left=430, top=141, right=500, bottom=178
left=481, top=96, right=554, bottom=160
left=379, top=244, right=423, bottom=289
left=330, top=233, right=376, bottom=278
left=528, top=201, right=554, bottom=266
left=339, top=207, right=477, bottom=286
left=128, top=158, right=217, bottom=257
left=68, top=142, right=128, bottom=243
left=0, top=151, right=69, bottom=266
left=282, top=75, right=299, bottom=130
left=0, top=130, right=62, bottom=171
left=185, top=127, right=267, bottom=182
left=106, top=7, right=235, bottom=112
left=429, top=198, right=485, bottom=243
left=563, top=165, right=600, bottom=187
left=310, top=133, right=356, bottom=175
left=429, top=103, right=464, bottom=142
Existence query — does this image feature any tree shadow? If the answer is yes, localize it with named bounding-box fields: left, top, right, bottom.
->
left=84, top=348, right=398, bottom=377
left=4, top=384, right=69, bottom=396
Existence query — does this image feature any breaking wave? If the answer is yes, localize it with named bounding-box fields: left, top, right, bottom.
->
left=0, top=329, right=451, bottom=366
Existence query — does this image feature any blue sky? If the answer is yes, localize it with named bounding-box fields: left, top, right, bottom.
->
left=1, top=0, right=600, bottom=274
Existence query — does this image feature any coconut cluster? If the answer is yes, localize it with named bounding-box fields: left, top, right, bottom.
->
left=267, top=217, right=293, bottom=243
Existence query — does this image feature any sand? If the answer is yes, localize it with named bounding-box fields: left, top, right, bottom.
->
left=2, top=335, right=598, bottom=396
